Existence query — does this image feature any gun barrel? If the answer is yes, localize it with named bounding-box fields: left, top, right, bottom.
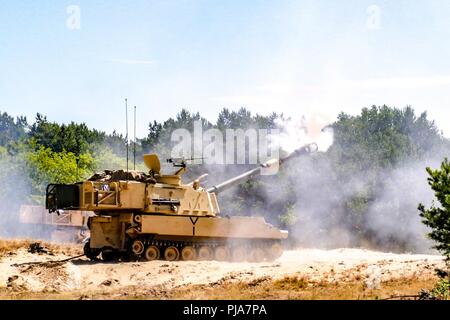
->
left=206, top=143, right=317, bottom=194
left=279, top=142, right=318, bottom=165
left=207, top=167, right=261, bottom=194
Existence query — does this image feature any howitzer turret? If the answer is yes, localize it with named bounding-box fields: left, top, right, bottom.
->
left=45, top=143, right=318, bottom=262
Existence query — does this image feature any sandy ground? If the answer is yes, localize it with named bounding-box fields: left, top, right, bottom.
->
left=0, top=243, right=445, bottom=299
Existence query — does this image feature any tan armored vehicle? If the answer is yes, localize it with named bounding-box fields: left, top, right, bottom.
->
left=46, top=143, right=317, bottom=262
left=19, top=205, right=93, bottom=243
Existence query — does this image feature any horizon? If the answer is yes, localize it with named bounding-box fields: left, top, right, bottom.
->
left=1, top=0, right=450, bottom=138
left=0, top=104, right=446, bottom=141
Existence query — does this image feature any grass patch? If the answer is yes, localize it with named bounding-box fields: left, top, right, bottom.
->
left=272, top=275, right=309, bottom=290
left=0, top=276, right=439, bottom=300
left=167, top=275, right=439, bottom=300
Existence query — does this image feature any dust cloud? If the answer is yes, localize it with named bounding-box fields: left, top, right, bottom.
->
left=262, top=115, right=443, bottom=254
left=0, top=154, right=34, bottom=239
left=202, top=112, right=443, bottom=254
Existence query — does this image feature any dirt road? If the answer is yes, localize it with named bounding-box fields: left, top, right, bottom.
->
left=0, top=242, right=444, bottom=299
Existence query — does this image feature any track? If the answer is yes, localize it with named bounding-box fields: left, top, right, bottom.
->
left=87, top=238, right=283, bottom=262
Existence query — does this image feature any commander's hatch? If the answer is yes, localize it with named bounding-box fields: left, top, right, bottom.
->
left=143, top=154, right=185, bottom=186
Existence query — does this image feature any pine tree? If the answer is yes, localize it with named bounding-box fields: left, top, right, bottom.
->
left=419, top=158, right=450, bottom=262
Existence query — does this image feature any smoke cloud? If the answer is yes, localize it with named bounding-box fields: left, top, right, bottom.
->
left=203, top=112, right=444, bottom=254
left=270, top=115, right=334, bottom=153
left=262, top=116, right=444, bottom=254
left=0, top=152, right=35, bottom=239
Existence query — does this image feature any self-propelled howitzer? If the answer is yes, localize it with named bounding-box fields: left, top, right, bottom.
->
left=45, top=143, right=318, bottom=262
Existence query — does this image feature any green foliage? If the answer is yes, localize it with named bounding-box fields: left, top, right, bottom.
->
left=141, top=108, right=212, bottom=156
left=278, top=204, right=298, bottom=228
left=141, top=120, right=163, bottom=152
left=140, top=107, right=282, bottom=157
left=325, top=105, right=446, bottom=247
left=0, top=145, right=33, bottom=234
left=0, top=111, right=27, bottom=147
left=419, top=158, right=450, bottom=261
left=0, top=105, right=449, bottom=253
left=29, top=113, right=106, bottom=155
left=91, top=144, right=128, bottom=171
left=217, top=107, right=280, bottom=130
left=431, top=277, right=450, bottom=300
left=27, top=146, right=94, bottom=196
left=331, top=105, right=441, bottom=174
left=102, top=131, right=127, bottom=157
left=91, top=143, right=147, bottom=172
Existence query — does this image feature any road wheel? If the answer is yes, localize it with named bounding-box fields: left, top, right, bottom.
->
left=249, top=247, right=265, bottom=262
left=131, top=240, right=145, bottom=255
left=231, top=246, right=246, bottom=262
left=164, top=246, right=180, bottom=261
left=181, top=246, right=197, bottom=261
left=197, top=246, right=213, bottom=261
left=214, top=246, right=230, bottom=261
left=144, top=246, right=160, bottom=261
left=266, top=243, right=283, bottom=261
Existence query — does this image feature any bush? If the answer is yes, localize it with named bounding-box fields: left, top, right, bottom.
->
left=418, top=158, right=450, bottom=262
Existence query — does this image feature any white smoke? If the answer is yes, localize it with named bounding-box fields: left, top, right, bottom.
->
left=261, top=116, right=446, bottom=253
left=270, top=115, right=334, bottom=153
left=363, top=160, right=437, bottom=253
left=316, top=127, right=334, bottom=152
left=0, top=152, right=33, bottom=238
left=0, top=150, right=77, bottom=242
left=182, top=111, right=442, bottom=254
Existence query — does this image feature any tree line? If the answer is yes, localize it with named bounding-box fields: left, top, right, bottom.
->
left=0, top=106, right=449, bottom=253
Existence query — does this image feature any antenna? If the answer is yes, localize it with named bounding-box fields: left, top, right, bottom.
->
left=75, top=137, right=80, bottom=181
left=134, top=106, right=136, bottom=170
left=125, top=98, right=129, bottom=174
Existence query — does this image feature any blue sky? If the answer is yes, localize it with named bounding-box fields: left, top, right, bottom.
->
left=1, top=0, right=450, bottom=137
